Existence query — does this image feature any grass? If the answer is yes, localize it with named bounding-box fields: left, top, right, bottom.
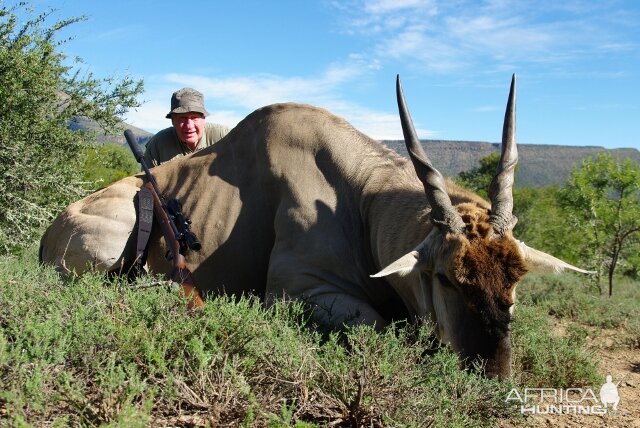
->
left=518, top=272, right=640, bottom=349
left=2, top=245, right=635, bottom=427
left=511, top=305, right=600, bottom=388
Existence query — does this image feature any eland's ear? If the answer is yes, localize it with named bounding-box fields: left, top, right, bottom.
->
left=516, top=241, right=596, bottom=274
left=371, top=251, right=421, bottom=278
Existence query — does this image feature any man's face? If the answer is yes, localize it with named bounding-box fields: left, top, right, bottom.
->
left=172, top=112, right=206, bottom=150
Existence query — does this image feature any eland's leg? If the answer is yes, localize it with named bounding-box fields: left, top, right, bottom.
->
left=266, top=249, right=388, bottom=330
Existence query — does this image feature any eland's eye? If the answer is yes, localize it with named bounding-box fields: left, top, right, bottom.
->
left=497, top=302, right=513, bottom=312
left=436, top=273, right=454, bottom=288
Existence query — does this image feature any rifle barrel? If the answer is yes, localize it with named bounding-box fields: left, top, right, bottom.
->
left=124, top=129, right=144, bottom=162
left=124, top=129, right=165, bottom=202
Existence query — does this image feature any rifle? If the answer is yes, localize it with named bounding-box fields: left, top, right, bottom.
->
left=124, top=129, right=204, bottom=310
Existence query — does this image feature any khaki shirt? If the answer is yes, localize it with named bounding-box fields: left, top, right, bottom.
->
left=143, top=122, right=230, bottom=167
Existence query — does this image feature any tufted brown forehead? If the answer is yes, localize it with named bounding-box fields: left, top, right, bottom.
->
left=450, top=208, right=528, bottom=304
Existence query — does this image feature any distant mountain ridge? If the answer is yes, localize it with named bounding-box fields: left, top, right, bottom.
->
left=69, top=116, right=153, bottom=145
left=382, top=139, right=640, bottom=187
left=69, top=116, right=638, bottom=188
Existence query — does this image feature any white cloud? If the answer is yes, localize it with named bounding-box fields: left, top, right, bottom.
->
left=346, top=106, right=433, bottom=140
left=472, top=105, right=501, bottom=113
left=124, top=64, right=433, bottom=140
left=206, top=110, right=246, bottom=129
left=123, top=54, right=410, bottom=138
left=123, top=99, right=170, bottom=133
left=340, top=0, right=438, bottom=35
left=162, top=53, right=375, bottom=111
left=364, top=0, right=436, bottom=14
left=334, top=0, right=638, bottom=75
left=124, top=52, right=401, bottom=136
left=376, top=28, right=468, bottom=73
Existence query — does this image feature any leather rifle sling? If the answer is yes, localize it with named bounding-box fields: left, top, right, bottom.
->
left=135, top=186, right=154, bottom=268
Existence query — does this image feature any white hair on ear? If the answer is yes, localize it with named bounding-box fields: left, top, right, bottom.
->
left=371, top=251, right=420, bottom=278
left=371, top=232, right=441, bottom=278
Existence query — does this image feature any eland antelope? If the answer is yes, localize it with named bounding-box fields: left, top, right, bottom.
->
left=40, top=75, right=591, bottom=377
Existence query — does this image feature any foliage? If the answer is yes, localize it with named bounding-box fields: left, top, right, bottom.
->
left=511, top=304, right=600, bottom=388
left=456, top=152, right=501, bottom=198
left=0, top=246, right=524, bottom=427
left=0, top=3, right=143, bottom=255
left=2, top=246, right=622, bottom=427
left=559, top=153, right=640, bottom=295
left=518, top=273, right=640, bottom=349
left=454, top=153, right=640, bottom=291
left=620, top=233, right=640, bottom=279
left=513, top=186, right=590, bottom=267
left=82, top=143, right=139, bottom=187
left=457, top=155, right=598, bottom=276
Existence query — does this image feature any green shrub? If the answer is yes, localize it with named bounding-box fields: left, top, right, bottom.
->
left=0, top=3, right=142, bottom=255
left=4, top=247, right=628, bottom=426
left=0, top=247, right=518, bottom=427
left=82, top=143, right=140, bottom=188
left=511, top=304, right=600, bottom=388
left=518, top=273, right=640, bottom=348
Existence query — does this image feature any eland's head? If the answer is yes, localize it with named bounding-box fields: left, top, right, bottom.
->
left=374, top=75, right=592, bottom=378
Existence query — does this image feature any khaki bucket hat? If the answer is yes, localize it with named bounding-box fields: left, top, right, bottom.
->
left=166, top=87, right=210, bottom=118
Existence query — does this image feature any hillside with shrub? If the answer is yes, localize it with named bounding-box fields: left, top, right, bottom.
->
left=69, top=116, right=153, bottom=145
left=383, top=139, right=640, bottom=187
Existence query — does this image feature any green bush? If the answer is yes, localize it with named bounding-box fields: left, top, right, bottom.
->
left=0, top=246, right=522, bottom=427
left=82, top=143, right=140, bottom=187
left=513, top=186, right=588, bottom=266
left=559, top=153, right=640, bottom=295
left=2, top=247, right=618, bottom=427
left=2, top=266, right=616, bottom=427
left=518, top=272, right=640, bottom=349
left=0, top=3, right=142, bottom=255
left=511, top=304, right=600, bottom=388
left=456, top=152, right=502, bottom=199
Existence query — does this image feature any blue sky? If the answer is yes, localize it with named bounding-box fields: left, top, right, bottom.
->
left=20, top=0, right=640, bottom=149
